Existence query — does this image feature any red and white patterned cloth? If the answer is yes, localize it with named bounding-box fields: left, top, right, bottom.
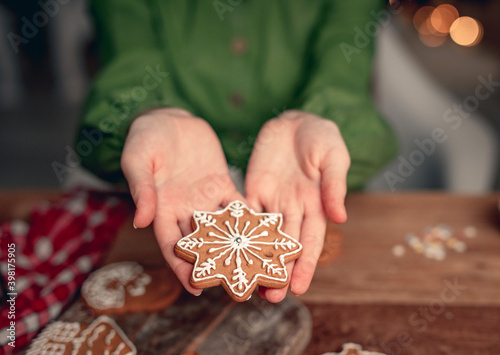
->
left=0, top=190, right=131, bottom=354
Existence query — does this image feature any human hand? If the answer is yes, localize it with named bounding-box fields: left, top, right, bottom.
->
left=121, top=108, right=245, bottom=295
left=245, top=110, right=350, bottom=302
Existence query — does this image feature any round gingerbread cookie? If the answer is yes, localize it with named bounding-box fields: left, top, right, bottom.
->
left=175, top=201, right=303, bottom=302
left=82, top=262, right=181, bottom=314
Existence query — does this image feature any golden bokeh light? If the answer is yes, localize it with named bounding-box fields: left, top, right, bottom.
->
left=450, top=16, right=483, bottom=47
left=413, top=6, right=436, bottom=35
left=430, top=4, right=459, bottom=34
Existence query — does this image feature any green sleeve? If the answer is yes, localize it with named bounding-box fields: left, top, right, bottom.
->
left=76, top=0, right=192, bottom=181
left=295, top=0, right=398, bottom=190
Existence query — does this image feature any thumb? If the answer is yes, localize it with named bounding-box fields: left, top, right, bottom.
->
left=122, top=158, right=157, bottom=228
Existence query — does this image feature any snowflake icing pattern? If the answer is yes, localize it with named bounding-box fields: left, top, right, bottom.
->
left=176, top=201, right=302, bottom=299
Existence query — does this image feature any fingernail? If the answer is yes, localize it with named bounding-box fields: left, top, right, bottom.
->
left=133, top=221, right=137, bottom=229
left=194, top=291, right=202, bottom=297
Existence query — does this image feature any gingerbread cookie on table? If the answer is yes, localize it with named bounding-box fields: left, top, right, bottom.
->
left=81, top=261, right=181, bottom=314
left=27, top=315, right=136, bottom=355
left=175, top=201, right=303, bottom=302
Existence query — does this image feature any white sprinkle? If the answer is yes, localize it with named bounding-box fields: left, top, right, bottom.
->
left=463, top=226, right=477, bottom=238
left=391, top=245, right=406, bottom=257
left=453, top=241, right=467, bottom=253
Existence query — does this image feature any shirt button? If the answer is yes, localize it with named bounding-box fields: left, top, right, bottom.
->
left=229, top=92, right=245, bottom=108
left=231, top=37, right=248, bottom=56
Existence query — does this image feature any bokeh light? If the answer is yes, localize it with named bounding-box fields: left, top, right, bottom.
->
left=413, top=6, right=436, bottom=36
left=450, top=16, right=483, bottom=47
left=430, top=4, right=459, bottom=34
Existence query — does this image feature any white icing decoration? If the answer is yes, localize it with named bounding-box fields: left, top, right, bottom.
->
left=49, top=322, right=81, bottom=343
left=126, top=273, right=151, bottom=296
left=81, top=262, right=151, bottom=310
left=42, top=343, right=67, bottom=354
left=86, top=325, right=106, bottom=346
left=194, top=258, right=217, bottom=277
left=27, top=316, right=136, bottom=355
left=176, top=201, right=302, bottom=298
left=112, top=342, right=126, bottom=355
left=105, top=330, right=116, bottom=345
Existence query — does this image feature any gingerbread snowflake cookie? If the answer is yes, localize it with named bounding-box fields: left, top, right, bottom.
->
left=82, top=261, right=181, bottom=314
left=175, top=201, right=302, bottom=302
left=27, top=315, right=136, bottom=355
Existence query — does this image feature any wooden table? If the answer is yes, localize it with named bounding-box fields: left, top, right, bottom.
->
left=2, top=191, right=500, bottom=354
left=303, top=193, right=500, bottom=355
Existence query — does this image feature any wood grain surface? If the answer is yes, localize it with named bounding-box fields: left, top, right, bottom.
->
left=3, top=191, right=500, bottom=354
left=301, top=193, right=500, bottom=354
left=304, top=193, right=500, bottom=306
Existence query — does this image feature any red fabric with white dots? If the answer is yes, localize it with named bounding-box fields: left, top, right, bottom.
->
left=0, top=190, right=131, bottom=354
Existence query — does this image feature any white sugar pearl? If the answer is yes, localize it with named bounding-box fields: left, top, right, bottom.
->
left=463, top=226, right=477, bottom=238
left=392, top=245, right=406, bottom=257
left=453, top=241, right=467, bottom=253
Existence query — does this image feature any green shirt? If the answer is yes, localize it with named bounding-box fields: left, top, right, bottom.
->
left=77, top=0, right=397, bottom=189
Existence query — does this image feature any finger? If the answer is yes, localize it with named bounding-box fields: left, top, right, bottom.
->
left=221, top=188, right=248, bottom=208
left=121, top=159, right=157, bottom=229
left=262, top=203, right=302, bottom=303
left=176, top=187, right=243, bottom=236
left=264, top=286, right=288, bottom=303
left=290, top=211, right=327, bottom=295
left=246, top=195, right=264, bottom=213
left=281, top=205, right=304, bottom=242
left=176, top=199, right=200, bottom=238
left=264, top=261, right=294, bottom=303
left=244, top=171, right=275, bottom=214
left=154, top=214, right=202, bottom=296
left=320, top=150, right=350, bottom=224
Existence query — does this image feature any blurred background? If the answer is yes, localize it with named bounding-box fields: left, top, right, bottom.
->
left=0, top=0, right=498, bottom=192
